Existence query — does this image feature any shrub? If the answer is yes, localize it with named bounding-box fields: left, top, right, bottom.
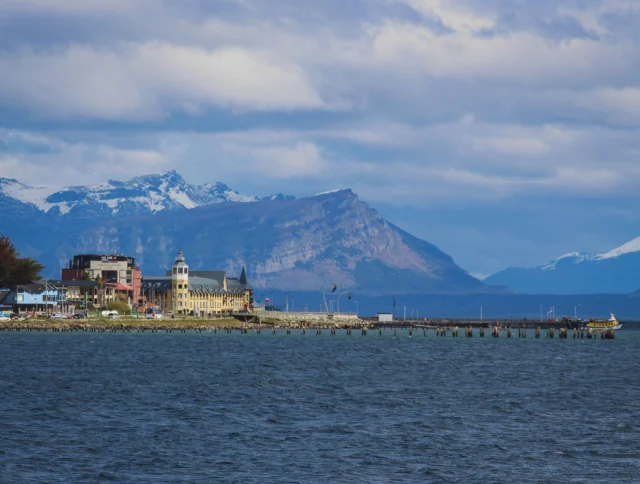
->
left=107, top=300, right=130, bottom=314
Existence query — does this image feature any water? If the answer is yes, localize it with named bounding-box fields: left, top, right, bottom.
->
left=1, top=328, right=639, bottom=483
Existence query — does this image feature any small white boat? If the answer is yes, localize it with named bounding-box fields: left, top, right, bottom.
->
left=585, top=313, right=622, bottom=332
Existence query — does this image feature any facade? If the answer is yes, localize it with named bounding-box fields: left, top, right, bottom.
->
left=141, top=251, right=252, bottom=316
left=62, top=254, right=141, bottom=304
left=0, top=282, right=63, bottom=314
left=49, top=280, right=100, bottom=307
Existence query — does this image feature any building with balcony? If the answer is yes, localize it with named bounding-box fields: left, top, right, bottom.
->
left=61, top=254, right=141, bottom=304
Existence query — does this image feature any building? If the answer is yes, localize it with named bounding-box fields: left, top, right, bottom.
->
left=141, top=251, right=252, bottom=316
left=377, top=313, right=393, bottom=322
left=62, top=254, right=141, bottom=304
left=0, top=282, right=63, bottom=314
left=48, top=280, right=100, bottom=307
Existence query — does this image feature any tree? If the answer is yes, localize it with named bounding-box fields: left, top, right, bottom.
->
left=0, top=235, right=44, bottom=288
left=93, top=275, right=104, bottom=308
left=107, top=300, right=130, bottom=314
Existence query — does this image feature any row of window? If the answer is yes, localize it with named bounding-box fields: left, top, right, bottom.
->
left=172, top=267, right=188, bottom=275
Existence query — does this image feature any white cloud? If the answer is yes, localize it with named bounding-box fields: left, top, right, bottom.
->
left=0, top=131, right=167, bottom=186
left=1, top=0, right=640, bottom=205
left=0, top=43, right=325, bottom=120
left=247, top=142, right=328, bottom=179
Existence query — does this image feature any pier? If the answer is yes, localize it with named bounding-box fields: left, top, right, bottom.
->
left=0, top=317, right=619, bottom=339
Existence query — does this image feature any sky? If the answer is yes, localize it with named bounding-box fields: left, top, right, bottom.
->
left=1, top=0, right=640, bottom=278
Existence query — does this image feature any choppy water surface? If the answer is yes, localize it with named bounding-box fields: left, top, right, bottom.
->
left=1, top=327, right=639, bottom=483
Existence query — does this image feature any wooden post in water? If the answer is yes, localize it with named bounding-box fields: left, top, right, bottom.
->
left=480, top=327, right=485, bottom=338
left=507, top=328, right=512, bottom=338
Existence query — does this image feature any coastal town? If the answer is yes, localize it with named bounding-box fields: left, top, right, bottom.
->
left=0, top=250, right=253, bottom=320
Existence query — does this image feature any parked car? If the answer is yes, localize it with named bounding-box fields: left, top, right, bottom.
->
left=72, top=313, right=87, bottom=319
left=107, top=313, right=120, bottom=320
left=145, top=308, right=163, bottom=319
left=50, top=313, right=65, bottom=319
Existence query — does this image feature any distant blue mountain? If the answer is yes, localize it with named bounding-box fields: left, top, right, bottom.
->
left=0, top=171, right=507, bottom=296
left=485, top=240, right=640, bottom=294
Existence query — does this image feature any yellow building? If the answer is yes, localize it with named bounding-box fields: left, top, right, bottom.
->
left=141, top=251, right=252, bottom=316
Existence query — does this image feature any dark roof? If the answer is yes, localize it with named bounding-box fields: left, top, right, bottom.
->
left=141, top=277, right=172, bottom=293
left=48, top=280, right=100, bottom=288
left=17, top=282, right=47, bottom=293
left=189, top=271, right=227, bottom=286
left=229, top=277, right=252, bottom=290
left=239, top=266, right=248, bottom=285
left=142, top=275, right=247, bottom=294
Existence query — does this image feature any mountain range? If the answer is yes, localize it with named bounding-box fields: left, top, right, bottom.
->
left=485, top=238, right=640, bottom=294
left=0, top=171, right=502, bottom=296
left=0, top=170, right=290, bottom=218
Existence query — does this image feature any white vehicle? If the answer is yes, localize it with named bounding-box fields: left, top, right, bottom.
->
left=145, top=308, right=163, bottom=319
left=107, top=313, right=120, bottom=320
left=101, top=310, right=120, bottom=318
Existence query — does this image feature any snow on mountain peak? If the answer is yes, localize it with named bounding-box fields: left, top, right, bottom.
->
left=0, top=172, right=262, bottom=216
left=540, top=252, right=591, bottom=271
left=0, top=178, right=61, bottom=212
left=595, top=236, right=640, bottom=260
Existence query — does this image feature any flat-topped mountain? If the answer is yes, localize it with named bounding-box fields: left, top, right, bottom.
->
left=0, top=171, right=506, bottom=296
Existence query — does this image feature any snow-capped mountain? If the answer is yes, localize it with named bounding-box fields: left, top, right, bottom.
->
left=485, top=237, right=640, bottom=294
left=0, top=176, right=507, bottom=295
left=0, top=171, right=288, bottom=217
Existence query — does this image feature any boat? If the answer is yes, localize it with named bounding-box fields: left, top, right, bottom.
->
left=585, top=313, right=622, bottom=332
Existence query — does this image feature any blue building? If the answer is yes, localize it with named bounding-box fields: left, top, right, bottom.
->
left=0, top=282, right=64, bottom=315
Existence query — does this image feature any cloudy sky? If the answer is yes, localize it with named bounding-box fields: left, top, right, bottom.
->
left=1, top=0, right=640, bottom=277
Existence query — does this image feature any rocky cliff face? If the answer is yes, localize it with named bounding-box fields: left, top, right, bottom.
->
left=0, top=172, right=505, bottom=296
left=64, top=189, right=498, bottom=295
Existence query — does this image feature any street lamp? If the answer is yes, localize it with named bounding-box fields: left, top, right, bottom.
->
left=352, top=300, right=358, bottom=316
left=336, top=291, right=351, bottom=313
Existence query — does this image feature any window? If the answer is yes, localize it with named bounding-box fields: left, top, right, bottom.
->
left=184, top=268, right=188, bottom=275
left=178, top=284, right=182, bottom=289
left=178, top=267, right=183, bottom=274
